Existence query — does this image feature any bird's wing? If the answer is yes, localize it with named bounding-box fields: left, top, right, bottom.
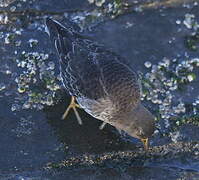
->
left=46, top=18, right=140, bottom=109
left=58, top=36, right=141, bottom=109
left=60, top=40, right=106, bottom=99
left=68, top=39, right=140, bottom=107
left=95, top=52, right=141, bottom=112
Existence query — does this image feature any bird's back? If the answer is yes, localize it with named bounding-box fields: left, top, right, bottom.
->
left=45, top=18, right=140, bottom=121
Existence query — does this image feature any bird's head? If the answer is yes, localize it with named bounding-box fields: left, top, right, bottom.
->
left=116, top=103, right=155, bottom=150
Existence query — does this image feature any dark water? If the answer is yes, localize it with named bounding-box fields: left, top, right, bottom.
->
left=0, top=0, right=199, bottom=179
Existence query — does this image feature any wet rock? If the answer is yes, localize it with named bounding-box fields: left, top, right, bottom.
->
left=0, top=0, right=15, bottom=7
left=0, top=0, right=199, bottom=179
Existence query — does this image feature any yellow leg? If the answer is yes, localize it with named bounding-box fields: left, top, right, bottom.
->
left=62, top=96, right=83, bottom=125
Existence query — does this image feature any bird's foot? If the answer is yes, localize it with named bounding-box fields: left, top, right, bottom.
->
left=99, top=123, right=122, bottom=136
left=62, top=96, right=83, bottom=125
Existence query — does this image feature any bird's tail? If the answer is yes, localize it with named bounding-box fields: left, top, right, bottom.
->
left=45, top=17, right=80, bottom=35
left=45, top=17, right=80, bottom=57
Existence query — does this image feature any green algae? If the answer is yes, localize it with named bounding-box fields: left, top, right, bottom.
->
left=185, top=31, right=199, bottom=51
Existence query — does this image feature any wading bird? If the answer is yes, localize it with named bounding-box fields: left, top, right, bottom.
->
left=45, top=18, right=155, bottom=150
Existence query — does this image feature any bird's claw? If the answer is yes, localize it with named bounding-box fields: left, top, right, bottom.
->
left=62, top=96, right=83, bottom=125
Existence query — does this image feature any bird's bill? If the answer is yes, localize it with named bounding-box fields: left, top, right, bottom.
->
left=141, top=138, right=149, bottom=150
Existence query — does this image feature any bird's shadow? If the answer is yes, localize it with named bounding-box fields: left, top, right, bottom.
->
left=44, top=94, right=137, bottom=156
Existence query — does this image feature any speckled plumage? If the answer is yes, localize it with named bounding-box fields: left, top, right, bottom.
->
left=45, top=18, right=155, bottom=141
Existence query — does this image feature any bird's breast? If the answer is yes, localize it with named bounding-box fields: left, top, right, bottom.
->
left=76, top=96, right=117, bottom=122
